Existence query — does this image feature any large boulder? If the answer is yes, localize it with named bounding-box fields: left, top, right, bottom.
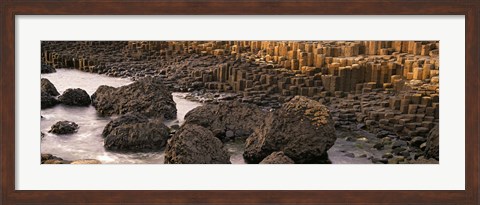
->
left=424, top=124, right=439, bottom=160
left=41, top=92, right=59, bottom=109
left=91, top=77, right=177, bottom=119
left=41, top=78, right=60, bottom=96
left=49, top=120, right=79, bottom=134
left=58, top=88, right=91, bottom=106
left=41, top=64, right=56, bottom=73
left=104, top=118, right=170, bottom=152
left=164, top=124, right=231, bottom=164
left=259, top=151, right=294, bottom=164
left=183, top=101, right=267, bottom=141
left=244, top=96, right=336, bottom=164
left=102, top=112, right=149, bottom=137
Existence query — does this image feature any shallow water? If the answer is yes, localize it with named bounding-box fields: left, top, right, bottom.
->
left=41, top=69, right=372, bottom=164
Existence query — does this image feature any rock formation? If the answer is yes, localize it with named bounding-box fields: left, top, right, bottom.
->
left=259, top=151, right=294, bottom=164
left=91, top=77, right=177, bottom=119
left=41, top=78, right=60, bottom=96
left=58, top=88, right=91, bottom=106
left=48, top=121, right=79, bottom=134
left=424, top=124, right=439, bottom=160
left=165, top=124, right=231, bottom=164
left=103, top=118, right=169, bottom=152
left=244, top=96, right=336, bottom=164
left=183, top=101, right=267, bottom=141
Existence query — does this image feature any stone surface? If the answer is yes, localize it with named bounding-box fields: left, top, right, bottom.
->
left=244, top=96, right=336, bottom=164
left=41, top=78, right=60, bottom=96
left=91, top=77, right=177, bottom=119
left=41, top=64, right=56, bottom=73
left=58, top=88, right=92, bottom=106
left=41, top=92, right=59, bottom=109
left=48, top=121, right=79, bottom=134
left=424, top=124, right=439, bottom=160
left=183, top=101, right=267, bottom=141
left=104, top=118, right=169, bottom=152
left=102, top=112, right=149, bottom=137
left=259, top=151, right=294, bottom=164
left=165, top=124, right=231, bottom=164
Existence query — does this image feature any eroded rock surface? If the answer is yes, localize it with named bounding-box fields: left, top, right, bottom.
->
left=259, top=151, right=294, bottom=164
left=49, top=121, right=79, bottom=134
left=183, top=101, right=267, bottom=141
left=91, top=77, right=177, bottom=119
left=244, top=96, right=336, bottom=164
left=58, top=88, right=91, bottom=106
left=104, top=118, right=169, bottom=152
left=165, top=124, right=230, bottom=164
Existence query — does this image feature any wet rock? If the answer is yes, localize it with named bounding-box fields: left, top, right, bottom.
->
left=41, top=92, right=59, bottom=109
left=183, top=101, right=267, bottom=141
left=104, top=119, right=169, bottom=152
left=41, top=78, right=60, bottom=96
left=244, top=96, right=336, bottom=164
left=41, top=64, right=56, bottom=73
left=102, top=112, right=148, bottom=137
left=70, top=159, right=102, bottom=164
left=259, top=151, right=294, bottom=164
left=58, top=88, right=91, bottom=106
left=165, top=124, right=230, bottom=164
left=91, top=77, right=177, bottom=119
left=48, top=121, right=79, bottom=134
left=41, top=153, right=70, bottom=164
left=424, top=124, right=439, bottom=160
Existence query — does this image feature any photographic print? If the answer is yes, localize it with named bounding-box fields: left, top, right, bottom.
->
left=40, top=41, right=439, bottom=164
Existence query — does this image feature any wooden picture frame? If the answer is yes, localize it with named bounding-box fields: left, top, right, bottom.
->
left=1, top=0, right=479, bottom=204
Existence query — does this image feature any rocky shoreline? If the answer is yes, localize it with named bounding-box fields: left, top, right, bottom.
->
left=41, top=41, right=440, bottom=164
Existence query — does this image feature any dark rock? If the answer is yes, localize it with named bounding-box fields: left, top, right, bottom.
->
left=102, top=112, right=148, bottom=137
left=41, top=153, right=70, bottom=164
left=259, top=151, right=294, bottom=164
left=373, top=142, right=384, bottom=150
left=41, top=92, right=59, bottom=109
left=104, top=118, right=169, bottom=152
left=164, top=124, right=231, bottom=164
left=58, top=88, right=91, bottom=106
left=48, top=121, right=79, bottom=134
left=41, top=64, right=56, bottom=73
left=244, top=96, right=336, bottom=164
left=91, top=77, right=177, bottom=119
left=391, top=140, right=407, bottom=149
left=410, top=137, right=426, bottom=147
left=183, top=101, right=266, bottom=141
left=41, top=78, right=60, bottom=96
left=424, top=124, right=439, bottom=160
